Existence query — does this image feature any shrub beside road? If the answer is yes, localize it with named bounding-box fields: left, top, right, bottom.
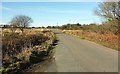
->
left=62, top=30, right=118, bottom=51
left=1, top=28, right=58, bottom=73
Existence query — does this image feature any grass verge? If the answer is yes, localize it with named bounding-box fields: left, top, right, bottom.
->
left=63, top=30, right=118, bottom=51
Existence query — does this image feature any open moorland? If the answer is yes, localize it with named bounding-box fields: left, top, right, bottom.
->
left=1, top=28, right=58, bottom=73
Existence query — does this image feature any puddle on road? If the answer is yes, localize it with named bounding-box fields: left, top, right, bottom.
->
left=22, top=58, right=57, bottom=72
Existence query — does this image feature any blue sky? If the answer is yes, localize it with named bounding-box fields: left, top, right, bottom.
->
left=1, top=2, right=101, bottom=27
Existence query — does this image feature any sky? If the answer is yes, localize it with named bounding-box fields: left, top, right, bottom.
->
left=0, top=2, right=102, bottom=27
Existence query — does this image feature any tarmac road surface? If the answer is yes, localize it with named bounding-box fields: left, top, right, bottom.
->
left=23, top=30, right=118, bottom=72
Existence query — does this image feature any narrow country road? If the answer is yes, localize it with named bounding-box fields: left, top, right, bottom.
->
left=24, top=30, right=118, bottom=72
left=46, top=30, right=118, bottom=72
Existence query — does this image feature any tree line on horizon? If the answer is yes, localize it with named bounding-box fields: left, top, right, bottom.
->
left=48, top=2, right=120, bottom=35
left=1, top=2, right=120, bottom=35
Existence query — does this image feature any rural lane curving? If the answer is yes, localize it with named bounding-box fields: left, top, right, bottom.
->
left=24, top=30, right=118, bottom=72
left=45, top=30, right=118, bottom=72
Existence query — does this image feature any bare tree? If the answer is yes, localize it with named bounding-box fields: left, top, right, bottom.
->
left=94, top=2, right=120, bottom=20
left=10, top=15, right=33, bottom=33
left=94, top=2, right=120, bottom=34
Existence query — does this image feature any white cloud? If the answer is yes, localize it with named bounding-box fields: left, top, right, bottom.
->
left=0, top=22, right=7, bottom=25
left=49, top=10, right=92, bottom=14
left=45, top=7, right=92, bottom=14
left=19, top=7, right=92, bottom=14
left=0, top=6, right=16, bottom=12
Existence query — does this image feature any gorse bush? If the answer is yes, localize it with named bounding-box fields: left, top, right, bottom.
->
left=1, top=29, right=57, bottom=73
left=2, top=31, right=49, bottom=67
left=58, top=22, right=119, bottom=35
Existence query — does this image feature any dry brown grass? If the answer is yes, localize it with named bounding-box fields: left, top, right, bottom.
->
left=63, top=30, right=119, bottom=50
left=1, top=28, right=55, bottom=73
